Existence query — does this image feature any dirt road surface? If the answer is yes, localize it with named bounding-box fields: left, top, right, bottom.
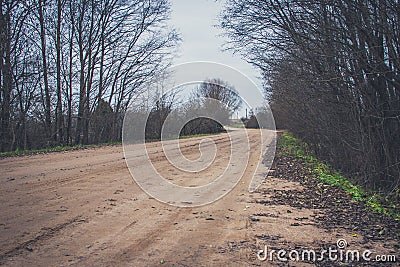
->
left=0, top=129, right=397, bottom=266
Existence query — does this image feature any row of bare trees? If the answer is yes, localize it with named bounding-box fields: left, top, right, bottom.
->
left=128, top=78, right=241, bottom=141
left=0, top=0, right=179, bottom=151
left=221, top=0, right=400, bottom=194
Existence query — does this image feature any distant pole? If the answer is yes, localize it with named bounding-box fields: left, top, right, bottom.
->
left=245, top=108, right=248, bottom=119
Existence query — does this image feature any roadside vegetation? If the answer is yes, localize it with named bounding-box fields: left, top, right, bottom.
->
left=278, top=131, right=400, bottom=219
left=129, top=78, right=241, bottom=143
left=221, top=0, right=400, bottom=203
left=0, top=130, right=226, bottom=158
left=179, top=133, right=220, bottom=139
left=0, top=142, right=121, bottom=158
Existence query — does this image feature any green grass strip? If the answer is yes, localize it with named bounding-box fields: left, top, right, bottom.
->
left=179, top=133, right=221, bottom=139
left=0, top=132, right=220, bottom=157
left=0, top=141, right=121, bottom=158
left=278, top=131, right=399, bottom=219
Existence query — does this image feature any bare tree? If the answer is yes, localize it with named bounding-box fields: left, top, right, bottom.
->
left=37, top=0, right=52, bottom=138
left=195, top=78, right=242, bottom=113
left=0, top=0, right=14, bottom=151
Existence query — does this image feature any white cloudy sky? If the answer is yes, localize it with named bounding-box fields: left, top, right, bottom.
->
left=169, top=0, right=264, bottom=116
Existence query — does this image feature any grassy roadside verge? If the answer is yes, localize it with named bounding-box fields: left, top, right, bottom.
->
left=278, top=131, right=400, bottom=219
left=0, top=132, right=222, bottom=158
left=0, top=142, right=122, bottom=158
left=179, top=133, right=221, bottom=139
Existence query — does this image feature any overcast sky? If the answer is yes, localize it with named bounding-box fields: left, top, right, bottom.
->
left=169, top=0, right=264, bottom=116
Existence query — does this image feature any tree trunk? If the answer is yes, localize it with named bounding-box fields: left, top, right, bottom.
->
left=38, top=0, right=52, bottom=141
left=75, top=0, right=87, bottom=145
left=66, top=0, right=74, bottom=146
left=0, top=2, right=12, bottom=151
left=55, top=0, right=63, bottom=144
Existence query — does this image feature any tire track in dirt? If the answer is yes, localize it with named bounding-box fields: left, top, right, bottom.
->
left=0, top=216, right=87, bottom=264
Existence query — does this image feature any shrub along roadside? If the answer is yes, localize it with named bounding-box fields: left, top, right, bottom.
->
left=278, top=131, right=400, bottom=219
